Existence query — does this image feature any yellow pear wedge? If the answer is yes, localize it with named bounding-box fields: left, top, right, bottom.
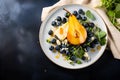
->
left=63, top=8, right=87, bottom=45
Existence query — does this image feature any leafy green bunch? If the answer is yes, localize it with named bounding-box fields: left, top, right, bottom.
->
left=101, top=0, right=120, bottom=31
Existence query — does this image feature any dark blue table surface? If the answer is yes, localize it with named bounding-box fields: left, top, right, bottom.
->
left=0, top=0, right=120, bottom=80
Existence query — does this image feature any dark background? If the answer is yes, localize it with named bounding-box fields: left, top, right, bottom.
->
left=0, top=0, right=120, bottom=80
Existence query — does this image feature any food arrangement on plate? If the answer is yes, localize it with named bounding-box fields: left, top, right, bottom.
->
left=46, top=7, right=107, bottom=65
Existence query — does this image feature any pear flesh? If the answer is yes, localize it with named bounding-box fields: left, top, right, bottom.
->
left=67, top=15, right=87, bottom=45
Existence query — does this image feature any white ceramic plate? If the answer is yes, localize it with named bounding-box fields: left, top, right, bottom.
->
left=39, top=4, right=108, bottom=69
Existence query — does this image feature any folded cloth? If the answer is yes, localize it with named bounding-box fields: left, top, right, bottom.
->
left=41, top=0, right=120, bottom=59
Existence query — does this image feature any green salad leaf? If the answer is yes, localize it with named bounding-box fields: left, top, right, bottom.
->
left=76, top=60, right=82, bottom=64
left=99, top=38, right=106, bottom=45
left=115, top=11, right=120, bottom=18
left=97, top=31, right=106, bottom=45
left=107, top=10, right=116, bottom=25
left=86, top=10, right=96, bottom=20
left=73, top=46, right=84, bottom=58
left=95, top=27, right=107, bottom=45
left=115, top=3, right=120, bottom=18
left=115, top=4, right=120, bottom=12
left=97, top=31, right=106, bottom=39
left=69, top=46, right=85, bottom=59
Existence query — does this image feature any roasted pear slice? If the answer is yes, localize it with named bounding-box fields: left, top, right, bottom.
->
left=63, top=8, right=87, bottom=45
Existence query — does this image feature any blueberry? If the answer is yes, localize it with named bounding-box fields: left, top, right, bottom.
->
left=51, top=21, right=57, bottom=26
left=57, top=21, right=61, bottom=26
left=76, top=15, right=82, bottom=20
left=55, top=45, right=60, bottom=51
left=66, top=50, right=70, bottom=55
left=86, top=37, right=91, bottom=42
left=89, top=22, right=95, bottom=27
left=90, top=42, right=96, bottom=48
left=82, top=16, right=87, bottom=21
left=58, top=44, right=62, bottom=48
left=56, top=16, right=62, bottom=21
left=70, top=56, right=76, bottom=61
left=82, top=56, right=86, bottom=60
left=49, top=46, right=54, bottom=51
left=62, top=17, right=67, bottom=23
left=73, top=11, right=78, bottom=16
left=60, top=49, right=66, bottom=54
left=78, top=9, right=85, bottom=15
left=51, top=39, right=56, bottom=44
left=48, top=30, right=53, bottom=35
left=65, top=12, right=70, bottom=18
left=93, top=39, right=99, bottom=44
left=82, top=23, right=89, bottom=28
left=87, top=32, right=94, bottom=37
left=62, top=50, right=66, bottom=53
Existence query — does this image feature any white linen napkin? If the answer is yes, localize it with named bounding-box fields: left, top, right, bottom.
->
left=41, top=0, right=120, bottom=59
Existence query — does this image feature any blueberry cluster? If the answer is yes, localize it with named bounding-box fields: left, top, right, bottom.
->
left=49, top=38, right=70, bottom=55
left=81, top=22, right=99, bottom=51
left=72, top=9, right=87, bottom=21
left=51, top=9, right=87, bottom=27
left=51, top=16, right=67, bottom=27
